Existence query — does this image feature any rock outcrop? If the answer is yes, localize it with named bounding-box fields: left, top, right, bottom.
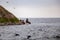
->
left=26, top=18, right=31, bottom=24
left=0, top=5, right=25, bottom=25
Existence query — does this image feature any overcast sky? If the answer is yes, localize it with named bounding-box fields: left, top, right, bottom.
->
left=0, top=0, right=60, bottom=18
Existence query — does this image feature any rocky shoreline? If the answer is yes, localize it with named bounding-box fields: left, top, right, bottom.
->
left=0, top=19, right=31, bottom=26
left=0, top=5, right=31, bottom=26
left=0, top=20, right=25, bottom=26
left=0, top=5, right=28, bottom=26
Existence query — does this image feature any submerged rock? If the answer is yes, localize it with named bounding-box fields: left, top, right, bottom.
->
left=53, top=35, right=60, bottom=38
left=27, top=35, right=31, bottom=39
left=53, top=34, right=60, bottom=39
left=15, top=33, right=20, bottom=36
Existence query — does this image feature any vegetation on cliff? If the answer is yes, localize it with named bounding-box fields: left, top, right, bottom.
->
left=0, top=5, right=24, bottom=25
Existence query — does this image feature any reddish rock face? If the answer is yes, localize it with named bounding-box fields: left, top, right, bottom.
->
left=0, top=5, right=16, bottom=18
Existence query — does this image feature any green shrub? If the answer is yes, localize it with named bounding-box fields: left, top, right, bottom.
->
left=0, top=17, right=8, bottom=23
left=9, top=18, right=19, bottom=23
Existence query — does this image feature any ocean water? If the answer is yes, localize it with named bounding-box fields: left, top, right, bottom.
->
left=21, top=18, right=60, bottom=23
left=0, top=18, right=60, bottom=40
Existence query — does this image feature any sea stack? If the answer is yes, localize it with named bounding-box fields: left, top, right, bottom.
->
left=26, top=18, right=31, bottom=24
left=0, top=5, right=25, bottom=25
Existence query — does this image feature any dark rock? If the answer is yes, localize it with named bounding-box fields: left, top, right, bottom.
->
left=26, top=18, right=31, bottom=24
left=15, top=33, right=20, bottom=36
left=55, top=36, right=60, bottom=38
left=27, top=35, right=31, bottom=39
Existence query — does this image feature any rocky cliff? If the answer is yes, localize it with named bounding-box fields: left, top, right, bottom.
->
left=0, top=5, right=25, bottom=25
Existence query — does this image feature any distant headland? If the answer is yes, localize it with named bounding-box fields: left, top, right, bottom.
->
left=0, top=5, right=31, bottom=26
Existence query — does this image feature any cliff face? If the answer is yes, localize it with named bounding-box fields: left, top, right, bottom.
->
left=0, top=5, right=24, bottom=25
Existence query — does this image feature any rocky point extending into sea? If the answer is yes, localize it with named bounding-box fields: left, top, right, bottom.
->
left=0, top=5, right=26, bottom=26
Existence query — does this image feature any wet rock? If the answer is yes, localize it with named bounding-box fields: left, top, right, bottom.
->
left=15, top=33, right=20, bottom=36
left=45, top=37, right=50, bottom=39
left=55, top=36, right=60, bottom=38
left=0, top=34, right=1, bottom=36
left=53, top=35, right=60, bottom=39
left=27, top=35, right=31, bottom=39
left=26, top=18, right=31, bottom=24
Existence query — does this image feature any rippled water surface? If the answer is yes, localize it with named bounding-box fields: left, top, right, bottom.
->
left=0, top=23, right=60, bottom=40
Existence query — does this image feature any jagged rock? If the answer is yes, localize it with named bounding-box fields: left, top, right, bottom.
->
left=26, top=18, right=31, bottom=24
left=53, top=35, right=60, bottom=38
